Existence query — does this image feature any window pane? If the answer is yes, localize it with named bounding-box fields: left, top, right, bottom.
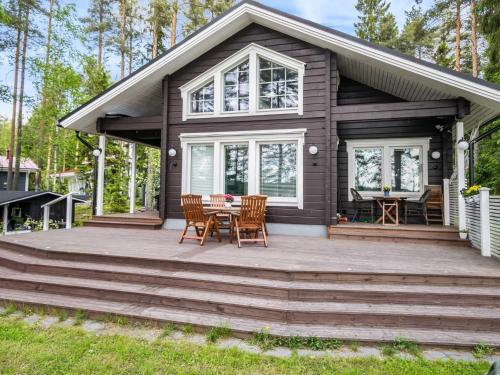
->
left=223, top=60, right=249, bottom=112
left=224, top=145, right=248, bottom=196
left=259, top=143, right=297, bottom=197
left=258, top=58, right=298, bottom=110
left=391, top=147, right=421, bottom=192
left=354, top=148, right=382, bottom=191
left=190, top=145, right=214, bottom=195
left=190, top=81, right=214, bottom=113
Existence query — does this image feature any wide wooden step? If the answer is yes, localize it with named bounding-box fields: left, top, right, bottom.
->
left=1, top=243, right=499, bottom=287
left=83, top=219, right=163, bottom=230
left=1, top=266, right=500, bottom=331
left=90, top=215, right=164, bottom=224
left=1, top=287, right=500, bottom=348
left=1, top=249, right=500, bottom=306
left=329, top=224, right=469, bottom=246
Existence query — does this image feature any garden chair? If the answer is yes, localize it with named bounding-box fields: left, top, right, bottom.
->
left=231, top=195, right=268, bottom=248
left=210, top=194, right=231, bottom=232
left=350, top=188, right=375, bottom=223
left=404, top=188, right=432, bottom=225
left=424, top=184, right=444, bottom=224
left=179, top=194, right=221, bottom=246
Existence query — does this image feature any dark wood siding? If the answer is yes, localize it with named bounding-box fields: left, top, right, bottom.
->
left=338, top=77, right=404, bottom=105
left=166, top=24, right=336, bottom=225
left=337, top=118, right=453, bottom=218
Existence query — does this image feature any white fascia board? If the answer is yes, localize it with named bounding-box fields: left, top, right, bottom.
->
left=245, top=4, right=500, bottom=108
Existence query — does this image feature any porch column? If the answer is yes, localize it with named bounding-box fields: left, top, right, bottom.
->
left=96, top=135, right=106, bottom=216
left=2, top=204, right=8, bottom=234
left=443, top=178, right=450, bottom=226
left=479, top=187, right=491, bottom=257
left=456, top=120, right=466, bottom=232
left=128, top=143, right=136, bottom=214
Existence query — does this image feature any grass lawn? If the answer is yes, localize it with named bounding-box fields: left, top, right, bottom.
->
left=0, top=318, right=491, bottom=375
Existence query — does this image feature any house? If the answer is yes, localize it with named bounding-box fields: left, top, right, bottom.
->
left=0, top=191, right=85, bottom=233
left=58, top=0, right=500, bottom=237
left=0, top=155, right=38, bottom=191
left=50, top=170, right=87, bottom=195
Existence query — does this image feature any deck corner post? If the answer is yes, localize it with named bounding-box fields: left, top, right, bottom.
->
left=455, top=120, right=466, bottom=233
left=479, top=187, right=491, bottom=257
left=96, top=135, right=106, bottom=216
left=43, top=206, right=50, bottom=231
left=66, top=195, right=73, bottom=229
left=128, top=143, right=137, bottom=214
left=443, top=178, right=450, bottom=226
left=2, top=204, right=8, bottom=234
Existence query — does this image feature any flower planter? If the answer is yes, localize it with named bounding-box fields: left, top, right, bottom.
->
left=384, top=191, right=390, bottom=198
left=464, top=194, right=480, bottom=204
left=459, top=232, right=468, bottom=240
left=224, top=202, right=232, bottom=208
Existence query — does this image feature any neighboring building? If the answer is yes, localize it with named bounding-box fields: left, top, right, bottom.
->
left=0, top=156, right=39, bottom=191
left=58, top=1, right=500, bottom=236
left=50, top=170, right=87, bottom=194
left=0, top=191, right=85, bottom=233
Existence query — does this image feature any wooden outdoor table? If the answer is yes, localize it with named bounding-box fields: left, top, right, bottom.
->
left=372, top=196, right=407, bottom=225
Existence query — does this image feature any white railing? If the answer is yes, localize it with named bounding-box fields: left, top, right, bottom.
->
left=40, top=193, right=75, bottom=231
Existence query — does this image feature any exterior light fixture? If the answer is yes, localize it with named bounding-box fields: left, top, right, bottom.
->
left=168, top=148, right=177, bottom=157
left=431, top=151, right=441, bottom=160
left=308, top=145, right=318, bottom=155
left=92, top=148, right=102, bottom=157
left=457, top=138, right=469, bottom=151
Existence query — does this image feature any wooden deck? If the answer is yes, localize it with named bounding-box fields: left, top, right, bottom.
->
left=83, top=211, right=163, bottom=230
left=0, top=227, right=499, bottom=347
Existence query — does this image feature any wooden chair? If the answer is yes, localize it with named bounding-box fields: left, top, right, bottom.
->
left=179, top=194, right=221, bottom=246
left=424, top=185, right=444, bottom=224
left=350, top=188, right=375, bottom=223
left=404, top=188, right=432, bottom=225
left=231, top=195, right=268, bottom=248
left=210, top=194, right=231, bottom=232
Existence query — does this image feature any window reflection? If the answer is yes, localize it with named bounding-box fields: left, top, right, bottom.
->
left=354, top=148, right=382, bottom=191
left=260, top=143, right=297, bottom=197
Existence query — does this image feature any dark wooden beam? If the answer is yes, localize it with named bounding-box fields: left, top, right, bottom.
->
left=324, top=49, right=332, bottom=226
left=98, top=116, right=163, bottom=132
left=159, top=76, right=169, bottom=220
left=332, top=99, right=464, bottom=122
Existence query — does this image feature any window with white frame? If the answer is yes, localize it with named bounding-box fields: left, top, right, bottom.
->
left=180, top=129, right=305, bottom=208
left=346, top=138, right=430, bottom=200
left=180, top=44, right=305, bottom=120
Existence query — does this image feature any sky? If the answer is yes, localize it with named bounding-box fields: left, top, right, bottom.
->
left=0, top=0, right=434, bottom=119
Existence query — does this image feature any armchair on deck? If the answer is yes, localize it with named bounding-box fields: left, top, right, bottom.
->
left=404, top=188, right=432, bottom=225
left=231, top=195, right=268, bottom=248
left=179, top=194, right=221, bottom=246
left=350, top=188, right=375, bottom=223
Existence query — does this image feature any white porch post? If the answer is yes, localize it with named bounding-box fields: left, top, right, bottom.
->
left=96, top=135, right=106, bottom=216
left=479, top=187, right=491, bottom=257
left=456, top=120, right=466, bottom=232
left=443, top=178, right=450, bottom=226
left=66, top=194, right=73, bottom=229
left=128, top=143, right=136, bottom=214
left=3, top=204, right=8, bottom=234
left=43, top=206, right=50, bottom=231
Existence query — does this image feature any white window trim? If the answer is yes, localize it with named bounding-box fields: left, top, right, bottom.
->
left=346, top=137, right=430, bottom=201
left=180, top=43, right=306, bottom=121
left=180, top=128, right=305, bottom=208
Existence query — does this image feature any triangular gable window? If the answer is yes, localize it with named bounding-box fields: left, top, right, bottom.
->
left=180, top=43, right=305, bottom=120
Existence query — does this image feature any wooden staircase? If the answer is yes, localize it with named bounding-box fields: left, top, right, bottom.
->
left=328, top=224, right=469, bottom=246
left=0, top=238, right=498, bottom=348
left=83, top=213, right=164, bottom=230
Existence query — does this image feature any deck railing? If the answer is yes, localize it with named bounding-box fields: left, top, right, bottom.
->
left=40, top=193, right=74, bottom=231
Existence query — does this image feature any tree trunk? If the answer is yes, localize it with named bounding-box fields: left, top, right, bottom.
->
left=119, top=0, right=126, bottom=79
left=7, top=1, right=23, bottom=191
left=98, top=0, right=104, bottom=68
left=36, top=0, right=55, bottom=190
left=454, top=0, right=461, bottom=71
left=13, top=0, right=31, bottom=190
left=171, top=0, right=178, bottom=46
left=152, top=26, right=158, bottom=59
left=470, top=0, right=479, bottom=77
left=45, top=131, right=53, bottom=188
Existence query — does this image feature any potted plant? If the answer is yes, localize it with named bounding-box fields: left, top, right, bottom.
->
left=459, top=229, right=468, bottom=240
left=224, top=194, right=234, bottom=208
left=337, top=213, right=348, bottom=224
left=383, top=185, right=391, bottom=198
left=461, top=185, right=481, bottom=203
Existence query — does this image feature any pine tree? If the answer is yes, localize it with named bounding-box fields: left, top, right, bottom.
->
left=149, top=0, right=171, bottom=58
left=182, top=0, right=206, bottom=37
left=398, top=1, right=435, bottom=59
left=82, top=0, right=113, bottom=69
left=354, top=0, right=398, bottom=48
left=477, top=0, right=500, bottom=82
left=205, top=0, right=234, bottom=18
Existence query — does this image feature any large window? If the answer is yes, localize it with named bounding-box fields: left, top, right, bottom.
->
left=346, top=138, right=429, bottom=200
left=181, top=129, right=305, bottom=207
left=181, top=44, right=305, bottom=120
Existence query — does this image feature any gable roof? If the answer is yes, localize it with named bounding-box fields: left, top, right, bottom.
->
left=0, top=156, right=39, bottom=171
left=59, top=0, right=500, bottom=134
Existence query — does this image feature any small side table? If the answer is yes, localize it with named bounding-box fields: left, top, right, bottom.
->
left=373, top=197, right=404, bottom=225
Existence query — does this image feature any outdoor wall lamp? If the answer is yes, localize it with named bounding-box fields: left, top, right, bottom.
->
left=457, top=138, right=469, bottom=151
left=168, top=148, right=177, bottom=157
left=431, top=150, right=441, bottom=160
left=308, top=145, right=318, bottom=155
left=92, top=148, right=102, bottom=157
